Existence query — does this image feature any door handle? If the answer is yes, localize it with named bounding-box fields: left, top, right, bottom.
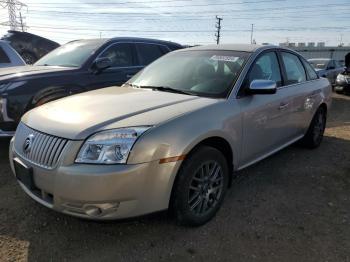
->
left=278, top=102, right=289, bottom=110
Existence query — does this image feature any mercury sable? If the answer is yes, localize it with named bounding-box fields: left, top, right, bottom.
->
left=9, top=44, right=331, bottom=226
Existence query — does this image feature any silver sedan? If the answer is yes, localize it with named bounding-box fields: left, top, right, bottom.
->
left=9, top=44, right=331, bottom=226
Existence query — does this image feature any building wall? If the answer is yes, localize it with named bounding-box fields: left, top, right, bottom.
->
left=291, top=46, right=350, bottom=64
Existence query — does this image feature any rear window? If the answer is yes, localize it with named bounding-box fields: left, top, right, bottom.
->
left=0, top=47, right=10, bottom=63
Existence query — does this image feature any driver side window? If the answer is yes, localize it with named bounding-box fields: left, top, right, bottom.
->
left=99, top=43, right=133, bottom=68
left=246, top=52, right=282, bottom=88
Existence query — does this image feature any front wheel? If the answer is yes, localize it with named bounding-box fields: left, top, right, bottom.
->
left=300, top=106, right=327, bottom=148
left=171, top=146, right=229, bottom=226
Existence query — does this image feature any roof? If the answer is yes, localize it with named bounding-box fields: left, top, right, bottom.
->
left=184, top=44, right=274, bottom=52
left=6, top=30, right=59, bottom=46
left=66, top=37, right=182, bottom=48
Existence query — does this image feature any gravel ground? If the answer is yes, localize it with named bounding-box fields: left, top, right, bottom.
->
left=0, top=94, right=349, bottom=262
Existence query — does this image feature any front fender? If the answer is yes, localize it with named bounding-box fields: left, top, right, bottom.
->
left=128, top=100, right=242, bottom=168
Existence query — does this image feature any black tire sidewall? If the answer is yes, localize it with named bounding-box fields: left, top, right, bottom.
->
left=303, top=107, right=327, bottom=148
left=172, top=146, right=229, bottom=226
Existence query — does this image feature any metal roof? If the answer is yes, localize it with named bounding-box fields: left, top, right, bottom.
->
left=184, top=44, right=276, bottom=52
left=66, top=37, right=182, bottom=47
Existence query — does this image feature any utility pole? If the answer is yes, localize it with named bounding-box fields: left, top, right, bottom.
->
left=0, top=0, right=27, bottom=31
left=19, top=12, right=24, bottom=32
left=250, top=24, right=254, bottom=44
left=215, top=16, right=223, bottom=45
left=339, top=34, right=344, bottom=47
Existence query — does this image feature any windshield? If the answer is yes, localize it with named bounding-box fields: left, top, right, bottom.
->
left=128, top=50, right=249, bottom=98
left=308, top=59, right=329, bottom=70
left=35, top=41, right=101, bottom=67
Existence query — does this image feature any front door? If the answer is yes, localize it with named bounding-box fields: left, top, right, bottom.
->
left=237, top=51, right=295, bottom=166
left=88, top=42, right=140, bottom=89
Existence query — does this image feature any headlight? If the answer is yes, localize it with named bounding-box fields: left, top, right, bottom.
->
left=337, top=74, right=346, bottom=82
left=75, top=127, right=151, bottom=164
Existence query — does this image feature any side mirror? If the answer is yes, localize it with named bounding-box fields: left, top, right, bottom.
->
left=248, top=79, right=277, bottom=95
left=92, top=57, right=112, bottom=73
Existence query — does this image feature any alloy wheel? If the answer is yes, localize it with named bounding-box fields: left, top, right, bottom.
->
left=188, top=161, right=224, bottom=216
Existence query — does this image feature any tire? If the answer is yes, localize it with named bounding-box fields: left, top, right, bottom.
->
left=171, top=146, right=229, bottom=226
left=300, top=106, right=327, bottom=149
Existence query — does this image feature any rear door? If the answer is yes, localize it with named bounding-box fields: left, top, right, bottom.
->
left=237, top=50, right=295, bottom=166
left=279, top=51, right=319, bottom=136
left=135, top=42, right=168, bottom=67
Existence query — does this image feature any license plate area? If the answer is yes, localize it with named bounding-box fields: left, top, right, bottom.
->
left=14, top=158, right=35, bottom=190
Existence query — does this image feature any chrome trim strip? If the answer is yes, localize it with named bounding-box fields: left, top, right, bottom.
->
left=0, top=128, right=14, bottom=137
left=0, top=98, right=14, bottom=121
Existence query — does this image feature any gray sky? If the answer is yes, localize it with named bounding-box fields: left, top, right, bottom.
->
left=0, top=0, right=349, bottom=46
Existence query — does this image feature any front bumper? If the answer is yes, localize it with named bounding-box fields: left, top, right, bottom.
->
left=9, top=139, right=182, bottom=220
left=334, top=84, right=350, bottom=93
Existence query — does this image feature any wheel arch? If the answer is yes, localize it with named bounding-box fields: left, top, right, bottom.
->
left=189, top=136, right=234, bottom=180
left=29, top=85, right=84, bottom=109
left=168, top=135, right=235, bottom=211
left=318, top=102, right=328, bottom=114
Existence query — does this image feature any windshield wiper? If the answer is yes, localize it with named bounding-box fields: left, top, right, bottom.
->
left=138, top=85, right=195, bottom=96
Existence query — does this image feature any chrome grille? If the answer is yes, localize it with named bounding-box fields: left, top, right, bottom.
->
left=14, top=122, right=68, bottom=169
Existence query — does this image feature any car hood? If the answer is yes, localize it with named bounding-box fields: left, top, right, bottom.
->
left=0, top=65, right=74, bottom=82
left=22, top=86, right=219, bottom=140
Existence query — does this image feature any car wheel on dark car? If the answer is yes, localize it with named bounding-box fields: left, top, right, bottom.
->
left=300, top=106, right=327, bottom=148
left=171, top=146, right=229, bottom=226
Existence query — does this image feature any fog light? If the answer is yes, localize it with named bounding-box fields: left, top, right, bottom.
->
left=83, top=202, right=120, bottom=217
left=84, top=206, right=103, bottom=217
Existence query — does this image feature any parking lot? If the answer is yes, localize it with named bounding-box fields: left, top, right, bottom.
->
left=0, top=93, right=349, bottom=262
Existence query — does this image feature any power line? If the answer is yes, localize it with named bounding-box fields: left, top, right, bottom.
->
left=27, top=0, right=285, bottom=6
left=0, top=0, right=26, bottom=30
left=25, top=2, right=350, bottom=15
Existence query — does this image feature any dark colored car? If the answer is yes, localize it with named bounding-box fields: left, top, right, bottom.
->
left=308, top=58, right=344, bottom=85
left=1, top=30, right=60, bottom=64
left=0, top=37, right=183, bottom=137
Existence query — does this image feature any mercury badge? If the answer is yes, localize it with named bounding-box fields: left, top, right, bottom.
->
left=23, top=134, right=35, bottom=154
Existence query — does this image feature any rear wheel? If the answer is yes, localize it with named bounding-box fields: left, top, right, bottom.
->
left=171, top=146, right=229, bottom=226
left=300, top=106, right=327, bottom=148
